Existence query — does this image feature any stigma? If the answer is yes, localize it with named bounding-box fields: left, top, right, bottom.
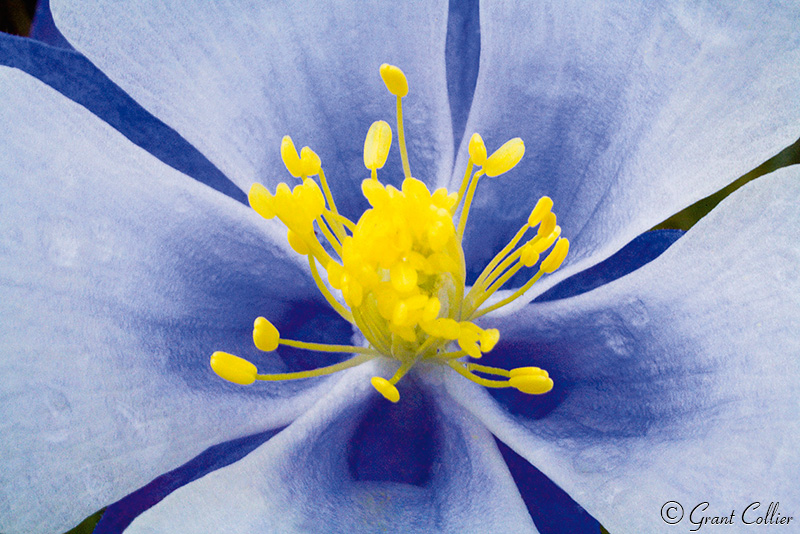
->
left=211, top=64, right=569, bottom=403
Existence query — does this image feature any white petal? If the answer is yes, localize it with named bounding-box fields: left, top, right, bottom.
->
left=51, top=0, right=454, bottom=205
left=456, top=0, right=800, bottom=298
left=128, top=363, right=537, bottom=534
left=448, top=166, right=800, bottom=533
left=0, top=67, right=338, bottom=533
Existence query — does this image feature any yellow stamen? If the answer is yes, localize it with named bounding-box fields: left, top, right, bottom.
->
left=371, top=376, right=400, bottom=402
left=300, top=146, right=321, bottom=177
left=379, top=63, right=409, bottom=97
left=456, top=169, right=484, bottom=239
left=483, top=137, right=525, bottom=177
left=318, top=169, right=346, bottom=240
left=280, top=135, right=303, bottom=177
left=364, top=120, right=393, bottom=172
left=448, top=360, right=511, bottom=389
left=380, top=63, right=411, bottom=178
left=528, top=196, right=554, bottom=227
left=315, top=215, right=342, bottom=255
left=541, top=237, right=570, bottom=273
left=509, top=372, right=554, bottom=394
left=210, top=352, right=258, bottom=385
left=214, top=63, right=569, bottom=402
left=308, top=258, right=354, bottom=323
left=257, top=354, right=376, bottom=381
left=468, top=133, right=487, bottom=166
left=455, top=158, right=474, bottom=210
left=253, top=316, right=279, bottom=352
left=248, top=183, right=275, bottom=220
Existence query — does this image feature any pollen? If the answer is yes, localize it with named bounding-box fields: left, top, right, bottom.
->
left=211, top=64, right=570, bottom=402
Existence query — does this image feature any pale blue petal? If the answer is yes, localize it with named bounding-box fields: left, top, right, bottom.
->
left=127, top=364, right=537, bottom=534
left=51, top=0, right=454, bottom=215
left=447, top=167, right=800, bottom=533
left=0, top=68, right=344, bottom=533
left=455, top=0, right=800, bottom=293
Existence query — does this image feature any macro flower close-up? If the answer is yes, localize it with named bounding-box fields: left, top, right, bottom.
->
left=1, top=1, right=799, bottom=533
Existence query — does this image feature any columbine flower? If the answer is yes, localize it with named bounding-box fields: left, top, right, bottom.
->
left=1, top=1, right=799, bottom=533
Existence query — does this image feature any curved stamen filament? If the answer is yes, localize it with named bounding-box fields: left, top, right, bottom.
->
left=352, top=306, right=391, bottom=355
left=448, top=360, right=511, bottom=388
left=389, top=360, right=414, bottom=384
left=318, top=169, right=346, bottom=240
left=309, top=257, right=354, bottom=323
left=301, top=233, right=336, bottom=269
left=472, top=223, right=530, bottom=289
left=432, top=349, right=467, bottom=360
left=396, top=96, right=411, bottom=179
left=277, top=337, right=380, bottom=355
left=456, top=170, right=485, bottom=240
left=256, top=353, right=376, bottom=381
left=325, top=209, right=356, bottom=234
left=467, top=362, right=511, bottom=378
left=468, top=258, right=526, bottom=313
left=315, top=216, right=342, bottom=256
left=471, top=269, right=545, bottom=319
left=455, top=158, right=474, bottom=211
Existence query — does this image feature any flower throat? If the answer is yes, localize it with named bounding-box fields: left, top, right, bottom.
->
left=211, top=64, right=569, bottom=403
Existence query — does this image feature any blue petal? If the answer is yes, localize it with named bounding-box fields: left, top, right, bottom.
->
left=447, top=167, right=800, bottom=532
left=125, top=365, right=537, bottom=533
left=456, top=0, right=800, bottom=293
left=347, top=379, right=439, bottom=486
left=0, top=68, right=346, bottom=533
left=0, top=32, right=245, bottom=204
left=51, top=0, right=454, bottom=213
left=95, top=429, right=282, bottom=534
left=534, top=229, right=683, bottom=302
left=445, top=0, right=481, bottom=151
left=29, top=0, right=73, bottom=49
left=495, top=439, right=600, bottom=534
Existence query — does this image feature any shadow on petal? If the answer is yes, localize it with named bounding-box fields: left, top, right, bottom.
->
left=347, top=379, right=440, bottom=486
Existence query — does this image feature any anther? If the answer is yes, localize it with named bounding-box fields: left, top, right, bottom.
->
left=379, top=63, right=409, bottom=97
left=528, top=196, right=554, bottom=227
left=509, top=371, right=554, bottom=394
left=483, top=138, right=525, bottom=177
left=364, top=120, right=393, bottom=172
left=253, top=316, right=280, bottom=352
left=540, top=238, right=570, bottom=273
left=287, top=229, right=310, bottom=255
left=520, top=243, right=540, bottom=268
left=300, top=146, right=321, bottom=176
left=371, top=376, right=400, bottom=403
left=281, top=136, right=303, bottom=177
left=537, top=211, right=557, bottom=238
left=210, top=352, right=258, bottom=385
left=468, top=133, right=487, bottom=166
left=249, top=183, right=275, bottom=219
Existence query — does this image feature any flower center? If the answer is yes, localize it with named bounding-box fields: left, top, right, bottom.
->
left=211, top=64, right=569, bottom=403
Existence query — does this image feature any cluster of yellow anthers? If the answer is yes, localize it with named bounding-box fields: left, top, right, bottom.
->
left=211, top=64, right=569, bottom=403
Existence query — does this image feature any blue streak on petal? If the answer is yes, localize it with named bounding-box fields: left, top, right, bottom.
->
left=94, top=429, right=282, bottom=534
left=348, top=379, right=439, bottom=486
left=0, top=32, right=246, bottom=204
left=30, top=0, right=73, bottom=49
left=495, top=438, right=601, bottom=534
left=535, top=229, right=683, bottom=302
left=446, top=0, right=480, bottom=154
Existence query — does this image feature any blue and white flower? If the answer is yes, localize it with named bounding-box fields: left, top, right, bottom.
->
left=1, top=1, right=798, bottom=533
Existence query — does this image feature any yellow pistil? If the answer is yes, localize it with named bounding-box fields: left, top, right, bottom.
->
left=212, top=64, right=569, bottom=401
